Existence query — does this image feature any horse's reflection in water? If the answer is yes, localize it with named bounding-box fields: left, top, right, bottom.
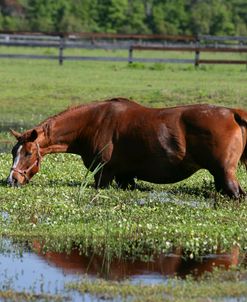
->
left=33, top=241, right=241, bottom=280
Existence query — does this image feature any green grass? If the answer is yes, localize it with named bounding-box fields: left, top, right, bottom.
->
left=1, top=52, right=247, bottom=301
left=0, top=55, right=247, bottom=148
left=1, top=152, right=247, bottom=258
left=66, top=267, right=247, bottom=302
left=0, top=56, right=247, bottom=256
left=0, top=290, right=65, bottom=302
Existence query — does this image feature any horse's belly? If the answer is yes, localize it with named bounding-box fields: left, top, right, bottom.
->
left=136, top=169, right=194, bottom=184
left=129, top=160, right=199, bottom=184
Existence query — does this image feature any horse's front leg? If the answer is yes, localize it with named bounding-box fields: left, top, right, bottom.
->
left=115, top=175, right=136, bottom=190
left=94, top=167, right=114, bottom=189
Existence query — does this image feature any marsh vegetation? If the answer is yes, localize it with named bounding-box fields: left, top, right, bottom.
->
left=0, top=56, right=247, bottom=301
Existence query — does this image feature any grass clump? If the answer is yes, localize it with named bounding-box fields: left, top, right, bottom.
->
left=66, top=267, right=247, bottom=302
left=0, top=290, right=67, bottom=302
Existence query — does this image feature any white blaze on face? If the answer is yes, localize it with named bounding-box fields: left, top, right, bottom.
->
left=8, top=145, right=23, bottom=182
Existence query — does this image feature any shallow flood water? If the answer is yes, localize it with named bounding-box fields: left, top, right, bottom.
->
left=0, top=239, right=245, bottom=301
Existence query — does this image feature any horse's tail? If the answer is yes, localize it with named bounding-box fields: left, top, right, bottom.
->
left=234, top=109, right=247, bottom=169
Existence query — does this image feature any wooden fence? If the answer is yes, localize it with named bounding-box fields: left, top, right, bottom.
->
left=129, top=45, right=247, bottom=66
left=0, top=31, right=246, bottom=66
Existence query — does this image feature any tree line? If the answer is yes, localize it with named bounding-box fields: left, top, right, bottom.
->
left=0, top=0, right=246, bottom=36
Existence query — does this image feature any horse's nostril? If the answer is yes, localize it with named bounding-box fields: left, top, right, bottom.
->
left=9, top=176, right=19, bottom=187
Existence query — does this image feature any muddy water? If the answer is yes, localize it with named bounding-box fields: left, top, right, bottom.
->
left=0, top=239, right=245, bottom=302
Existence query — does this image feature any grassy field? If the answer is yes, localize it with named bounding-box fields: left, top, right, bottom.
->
left=0, top=56, right=247, bottom=299
left=1, top=57, right=247, bottom=249
left=0, top=53, right=246, bottom=145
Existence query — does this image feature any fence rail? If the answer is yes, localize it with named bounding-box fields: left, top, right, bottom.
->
left=0, top=31, right=246, bottom=66
left=129, top=45, right=247, bottom=66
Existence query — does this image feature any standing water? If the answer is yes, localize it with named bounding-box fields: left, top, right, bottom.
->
left=0, top=239, right=243, bottom=301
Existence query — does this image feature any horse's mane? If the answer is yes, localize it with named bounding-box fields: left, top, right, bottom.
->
left=37, top=97, right=134, bottom=127
left=38, top=103, right=88, bottom=126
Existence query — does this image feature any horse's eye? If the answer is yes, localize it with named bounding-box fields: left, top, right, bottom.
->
left=26, top=151, right=32, bottom=156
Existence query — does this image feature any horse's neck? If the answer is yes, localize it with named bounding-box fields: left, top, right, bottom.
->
left=37, top=110, right=85, bottom=156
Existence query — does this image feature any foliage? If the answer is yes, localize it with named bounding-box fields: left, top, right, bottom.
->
left=66, top=268, right=247, bottom=302
left=0, top=290, right=64, bottom=302
left=0, top=0, right=246, bottom=35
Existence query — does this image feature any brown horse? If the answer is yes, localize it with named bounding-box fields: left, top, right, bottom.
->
left=7, top=98, right=247, bottom=198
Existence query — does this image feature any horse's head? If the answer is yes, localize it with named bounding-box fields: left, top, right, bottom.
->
left=7, top=129, right=42, bottom=187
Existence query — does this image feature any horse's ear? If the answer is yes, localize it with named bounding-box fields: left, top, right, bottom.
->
left=10, top=129, right=22, bottom=140
left=29, top=129, right=38, bottom=142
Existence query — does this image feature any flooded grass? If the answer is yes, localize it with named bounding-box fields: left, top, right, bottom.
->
left=66, top=271, right=247, bottom=302
left=0, top=58, right=247, bottom=300
left=1, top=152, right=247, bottom=259
left=69, top=278, right=247, bottom=302
left=0, top=238, right=247, bottom=302
left=0, top=291, right=66, bottom=302
left=1, top=150, right=247, bottom=300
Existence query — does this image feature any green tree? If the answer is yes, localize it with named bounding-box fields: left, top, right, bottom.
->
left=0, top=11, right=3, bottom=30
left=210, top=1, right=235, bottom=35
left=0, top=0, right=246, bottom=35
left=27, top=0, right=55, bottom=31
left=189, top=1, right=212, bottom=34
left=231, top=0, right=247, bottom=35
left=151, top=0, right=188, bottom=34
left=122, top=0, right=149, bottom=33
left=96, top=0, right=129, bottom=33
left=70, top=0, right=100, bottom=32
left=189, top=0, right=235, bottom=35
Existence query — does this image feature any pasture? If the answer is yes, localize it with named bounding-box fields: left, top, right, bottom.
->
left=1, top=54, right=247, bottom=301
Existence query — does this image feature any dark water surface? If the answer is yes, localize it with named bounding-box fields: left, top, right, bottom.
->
left=0, top=239, right=245, bottom=302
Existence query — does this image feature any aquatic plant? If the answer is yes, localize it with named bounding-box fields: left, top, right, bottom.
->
left=66, top=267, right=247, bottom=302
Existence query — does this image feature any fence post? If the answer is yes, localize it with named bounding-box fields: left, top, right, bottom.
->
left=195, top=50, right=200, bottom=67
left=59, top=35, right=64, bottom=65
left=194, top=36, right=200, bottom=67
left=128, top=45, right=133, bottom=64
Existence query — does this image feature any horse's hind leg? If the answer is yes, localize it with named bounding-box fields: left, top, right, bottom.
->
left=214, top=170, right=245, bottom=199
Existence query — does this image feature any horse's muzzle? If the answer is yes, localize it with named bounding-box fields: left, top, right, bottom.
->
left=7, top=175, right=21, bottom=187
